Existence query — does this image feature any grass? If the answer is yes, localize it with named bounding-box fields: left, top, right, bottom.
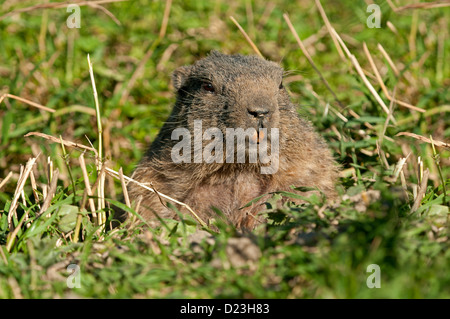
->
left=0, top=0, right=449, bottom=298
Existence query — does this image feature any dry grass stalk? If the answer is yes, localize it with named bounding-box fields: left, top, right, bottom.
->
left=0, top=245, right=8, bottom=264
left=87, top=54, right=106, bottom=228
left=42, top=184, right=47, bottom=201
left=396, top=132, right=450, bottom=149
left=347, top=109, right=382, bottom=135
left=135, top=195, right=143, bottom=217
left=380, top=86, right=397, bottom=144
left=79, top=153, right=98, bottom=220
left=418, top=156, right=424, bottom=185
left=375, top=87, right=396, bottom=170
left=6, top=277, right=23, bottom=299
left=386, top=21, right=398, bottom=35
left=7, top=156, right=39, bottom=230
left=283, top=14, right=344, bottom=110
left=102, top=121, right=116, bottom=201
left=29, top=170, right=40, bottom=210
left=38, top=168, right=59, bottom=217
left=118, top=167, right=131, bottom=208
left=0, top=171, right=13, bottom=191
left=362, top=43, right=425, bottom=113
left=396, top=105, right=450, bottom=126
left=399, top=167, right=409, bottom=200
left=0, top=0, right=129, bottom=21
left=0, top=93, right=55, bottom=113
left=377, top=43, right=400, bottom=77
left=20, top=173, right=27, bottom=208
left=376, top=140, right=390, bottom=169
left=20, top=105, right=97, bottom=128
left=159, top=0, right=172, bottom=39
left=105, top=167, right=207, bottom=228
left=7, top=205, right=31, bottom=252
left=411, top=168, right=429, bottom=213
left=47, top=157, right=53, bottom=189
left=386, top=0, right=450, bottom=12
left=25, top=132, right=97, bottom=153
left=88, top=3, right=122, bottom=26
left=302, top=25, right=328, bottom=48
left=330, top=124, right=342, bottom=140
left=392, top=155, right=410, bottom=183
left=313, top=0, right=346, bottom=61
left=331, top=28, right=396, bottom=123
left=156, top=43, right=179, bottom=72
left=230, top=16, right=263, bottom=57
left=351, top=52, right=395, bottom=122
left=330, top=107, right=348, bottom=123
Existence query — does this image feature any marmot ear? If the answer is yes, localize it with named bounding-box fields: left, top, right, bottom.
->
left=171, top=65, right=192, bottom=90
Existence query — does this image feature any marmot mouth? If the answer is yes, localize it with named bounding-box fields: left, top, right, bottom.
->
left=250, top=128, right=265, bottom=144
left=220, top=127, right=273, bottom=145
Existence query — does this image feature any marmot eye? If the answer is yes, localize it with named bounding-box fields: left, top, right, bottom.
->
left=202, top=83, right=215, bottom=93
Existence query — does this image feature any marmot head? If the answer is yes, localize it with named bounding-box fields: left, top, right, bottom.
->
left=167, top=51, right=292, bottom=166
left=165, top=51, right=293, bottom=168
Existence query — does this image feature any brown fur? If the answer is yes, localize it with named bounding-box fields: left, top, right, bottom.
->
left=126, top=51, right=339, bottom=229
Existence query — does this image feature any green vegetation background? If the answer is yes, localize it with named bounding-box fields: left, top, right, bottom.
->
left=0, top=0, right=448, bottom=298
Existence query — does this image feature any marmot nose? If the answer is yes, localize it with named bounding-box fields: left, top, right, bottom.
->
left=247, top=107, right=269, bottom=118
